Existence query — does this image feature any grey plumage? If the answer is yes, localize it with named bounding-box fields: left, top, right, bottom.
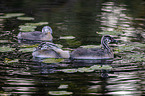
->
left=17, top=26, right=53, bottom=41
left=71, top=35, right=118, bottom=60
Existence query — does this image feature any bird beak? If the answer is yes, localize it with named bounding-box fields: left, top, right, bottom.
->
left=48, top=30, right=52, bottom=34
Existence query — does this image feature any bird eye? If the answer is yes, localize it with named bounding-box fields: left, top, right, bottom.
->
left=106, top=38, right=111, bottom=43
left=45, top=29, right=49, bottom=32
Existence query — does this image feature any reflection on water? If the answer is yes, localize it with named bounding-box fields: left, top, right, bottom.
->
left=107, top=72, right=142, bottom=96
left=0, top=0, right=145, bottom=96
left=100, top=1, right=136, bottom=42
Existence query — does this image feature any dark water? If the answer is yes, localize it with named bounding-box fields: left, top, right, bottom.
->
left=0, top=0, right=145, bottom=96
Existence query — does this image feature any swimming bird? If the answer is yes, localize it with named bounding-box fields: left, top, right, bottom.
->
left=17, top=26, right=53, bottom=41
left=32, top=42, right=70, bottom=58
left=71, top=35, right=118, bottom=61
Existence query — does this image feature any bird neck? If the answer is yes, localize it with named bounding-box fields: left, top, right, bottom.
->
left=101, top=38, right=111, bottom=52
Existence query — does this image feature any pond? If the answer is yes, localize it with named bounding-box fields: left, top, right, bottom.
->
left=0, top=0, right=145, bottom=95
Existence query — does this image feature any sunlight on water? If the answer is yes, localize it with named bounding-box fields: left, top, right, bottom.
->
left=99, top=1, right=137, bottom=43
left=107, top=72, right=141, bottom=96
left=2, top=77, right=36, bottom=95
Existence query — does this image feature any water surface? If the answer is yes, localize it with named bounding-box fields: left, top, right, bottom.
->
left=0, top=0, right=145, bottom=95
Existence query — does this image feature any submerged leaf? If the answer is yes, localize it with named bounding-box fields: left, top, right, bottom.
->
left=6, top=13, right=24, bottom=17
left=20, top=44, right=39, bottom=48
left=0, top=40, right=10, bottom=43
left=19, top=25, right=36, bottom=32
left=4, top=58, right=19, bottom=63
left=0, top=13, right=24, bottom=18
left=115, top=45, right=134, bottom=52
left=19, top=48, right=35, bottom=52
left=25, top=22, right=49, bottom=26
left=58, top=85, right=68, bottom=89
left=134, top=58, right=145, bottom=62
left=101, top=65, right=112, bottom=69
left=125, top=53, right=145, bottom=62
left=48, top=91, right=73, bottom=95
left=19, top=22, right=49, bottom=32
left=90, top=65, right=101, bottom=70
left=42, top=58, right=64, bottom=63
left=60, top=36, right=75, bottom=39
left=126, top=54, right=144, bottom=58
left=0, top=46, right=15, bottom=52
left=61, top=65, right=112, bottom=73
left=115, top=42, right=145, bottom=53
left=17, top=17, right=34, bottom=20
left=132, top=43, right=145, bottom=48
left=80, top=45, right=100, bottom=48
left=77, top=67, right=94, bottom=72
left=61, top=69, right=77, bottom=73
